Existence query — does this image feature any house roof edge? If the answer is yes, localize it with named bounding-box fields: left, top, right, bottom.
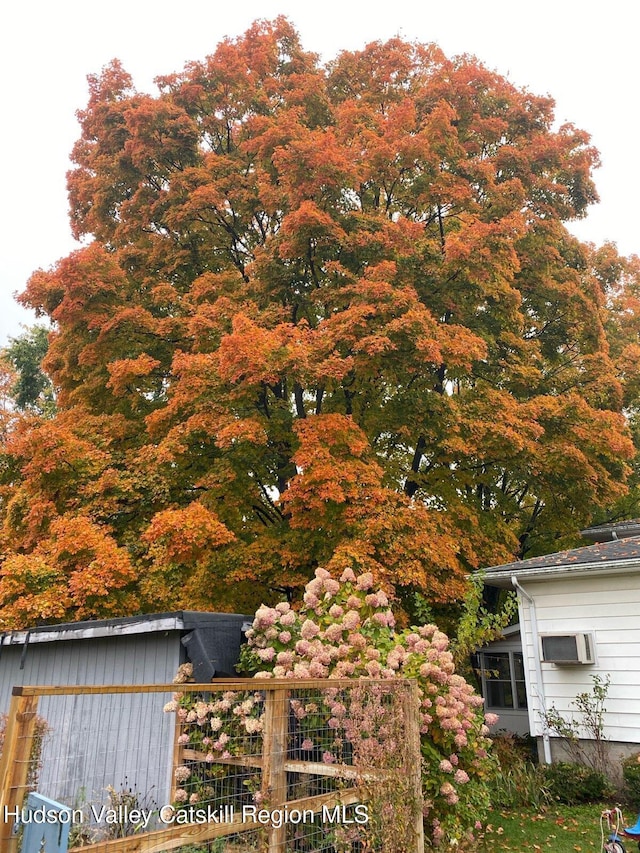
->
left=483, top=558, right=640, bottom=588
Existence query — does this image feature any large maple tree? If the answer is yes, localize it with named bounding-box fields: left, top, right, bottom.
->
left=0, top=18, right=637, bottom=627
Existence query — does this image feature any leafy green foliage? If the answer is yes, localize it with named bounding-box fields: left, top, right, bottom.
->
left=622, top=752, right=640, bottom=807
left=484, top=734, right=548, bottom=811
left=2, top=325, right=55, bottom=415
left=450, top=572, right=517, bottom=669
left=541, top=762, right=613, bottom=805
left=487, top=761, right=550, bottom=811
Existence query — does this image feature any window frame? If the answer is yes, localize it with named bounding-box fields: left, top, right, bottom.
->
left=478, top=649, right=527, bottom=711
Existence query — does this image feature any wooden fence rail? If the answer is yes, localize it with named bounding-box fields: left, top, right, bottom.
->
left=0, top=679, right=424, bottom=853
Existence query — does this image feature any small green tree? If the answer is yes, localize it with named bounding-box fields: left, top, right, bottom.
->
left=540, top=674, right=611, bottom=776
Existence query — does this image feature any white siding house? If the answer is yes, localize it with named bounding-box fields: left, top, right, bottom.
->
left=483, top=527, right=640, bottom=764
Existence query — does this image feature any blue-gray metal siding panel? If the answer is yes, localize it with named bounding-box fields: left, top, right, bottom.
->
left=0, top=632, right=180, bottom=705
left=1, top=633, right=181, bottom=812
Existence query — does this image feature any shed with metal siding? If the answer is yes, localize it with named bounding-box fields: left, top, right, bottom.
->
left=0, top=611, right=250, bottom=813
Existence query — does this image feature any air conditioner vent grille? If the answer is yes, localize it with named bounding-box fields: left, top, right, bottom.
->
left=540, top=633, right=594, bottom=665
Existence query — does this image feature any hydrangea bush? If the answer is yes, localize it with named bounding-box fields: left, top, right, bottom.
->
left=241, top=568, right=496, bottom=845
left=168, top=567, right=498, bottom=846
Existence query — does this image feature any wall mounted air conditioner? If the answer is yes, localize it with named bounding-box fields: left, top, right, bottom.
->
left=540, top=633, right=595, bottom=665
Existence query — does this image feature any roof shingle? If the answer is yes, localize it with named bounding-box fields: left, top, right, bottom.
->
left=484, top=535, right=640, bottom=576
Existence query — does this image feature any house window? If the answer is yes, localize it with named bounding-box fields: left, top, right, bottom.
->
left=479, top=651, right=527, bottom=710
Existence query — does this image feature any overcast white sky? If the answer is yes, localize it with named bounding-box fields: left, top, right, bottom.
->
left=1, top=0, right=637, bottom=345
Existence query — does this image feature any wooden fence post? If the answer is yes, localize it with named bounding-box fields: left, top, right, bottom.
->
left=404, top=680, right=425, bottom=853
left=261, top=687, right=289, bottom=853
left=0, top=688, right=40, bottom=852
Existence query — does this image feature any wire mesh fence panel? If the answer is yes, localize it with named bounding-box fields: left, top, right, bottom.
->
left=0, top=679, right=423, bottom=853
left=38, top=689, right=176, bottom=809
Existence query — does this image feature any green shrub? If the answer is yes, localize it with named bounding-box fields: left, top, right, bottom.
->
left=487, top=734, right=549, bottom=810
left=622, top=752, right=640, bottom=807
left=488, top=760, right=550, bottom=810
left=541, top=762, right=613, bottom=804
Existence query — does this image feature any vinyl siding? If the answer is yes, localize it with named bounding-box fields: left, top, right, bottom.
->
left=517, top=571, right=640, bottom=743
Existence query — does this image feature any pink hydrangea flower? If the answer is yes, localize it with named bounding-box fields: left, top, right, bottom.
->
left=342, top=610, right=360, bottom=630
left=356, top=572, right=374, bottom=590
left=175, top=765, right=191, bottom=782
left=324, top=623, right=344, bottom=642
left=209, top=562, right=495, bottom=847
left=254, top=606, right=277, bottom=628
left=323, top=578, right=340, bottom=595
left=279, top=611, right=296, bottom=627
left=257, top=647, right=276, bottom=662
left=300, top=619, right=320, bottom=639
left=295, top=639, right=311, bottom=655
left=303, top=592, right=320, bottom=608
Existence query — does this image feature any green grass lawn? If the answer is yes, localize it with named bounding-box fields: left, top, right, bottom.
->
left=479, top=804, right=640, bottom=853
